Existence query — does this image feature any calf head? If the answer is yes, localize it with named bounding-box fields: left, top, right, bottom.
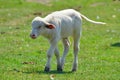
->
left=30, top=17, right=55, bottom=39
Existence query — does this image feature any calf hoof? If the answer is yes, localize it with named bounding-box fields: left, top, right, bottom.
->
left=57, top=67, right=63, bottom=72
left=44, top=67, right=50, bottom=72
left=72, top=69, right=77, bottom=72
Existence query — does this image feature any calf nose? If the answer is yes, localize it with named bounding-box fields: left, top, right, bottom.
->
left=32, top=34, right=35, bottom=37
left=30, top=34, right=36, bottom=39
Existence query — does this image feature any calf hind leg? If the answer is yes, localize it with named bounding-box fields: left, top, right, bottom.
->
left=61, top=38, right=70, bottom=70
left=72, top=35, right=80, bottom=72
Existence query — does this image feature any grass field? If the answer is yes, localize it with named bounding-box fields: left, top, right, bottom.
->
left=0, top=0, right=120, bottom=80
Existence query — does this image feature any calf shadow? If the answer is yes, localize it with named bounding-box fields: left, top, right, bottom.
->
left=22, top=70, right=73, bottom=74
left=13, top=68, right=73, bottom=74
left=111, top=42, right=120, bottom=47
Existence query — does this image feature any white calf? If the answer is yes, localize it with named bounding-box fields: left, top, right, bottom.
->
left=30, top=9, right=106, bottom=72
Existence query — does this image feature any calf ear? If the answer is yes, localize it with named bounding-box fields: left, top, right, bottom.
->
left=45, top=24, right=55, bottom=29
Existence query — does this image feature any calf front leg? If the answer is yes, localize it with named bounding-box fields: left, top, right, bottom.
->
left=54, top=47, right=62, bottom=71
left=44, top=39, right=58, bottom=72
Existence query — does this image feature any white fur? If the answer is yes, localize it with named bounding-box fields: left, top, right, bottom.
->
left=30, top=9, right=106, bottom=72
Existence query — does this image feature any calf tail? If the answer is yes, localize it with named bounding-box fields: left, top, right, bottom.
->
left=80, top=13, right=106, bottom=25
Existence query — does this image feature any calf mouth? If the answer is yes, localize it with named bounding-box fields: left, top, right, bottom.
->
left=31, top=36, right=36, bottom=39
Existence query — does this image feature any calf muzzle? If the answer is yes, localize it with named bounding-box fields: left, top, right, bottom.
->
left=30, top=34, right=36, bottom=39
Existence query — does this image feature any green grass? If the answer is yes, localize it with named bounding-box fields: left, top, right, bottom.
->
left=0, top=0, right=120, bottom=80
